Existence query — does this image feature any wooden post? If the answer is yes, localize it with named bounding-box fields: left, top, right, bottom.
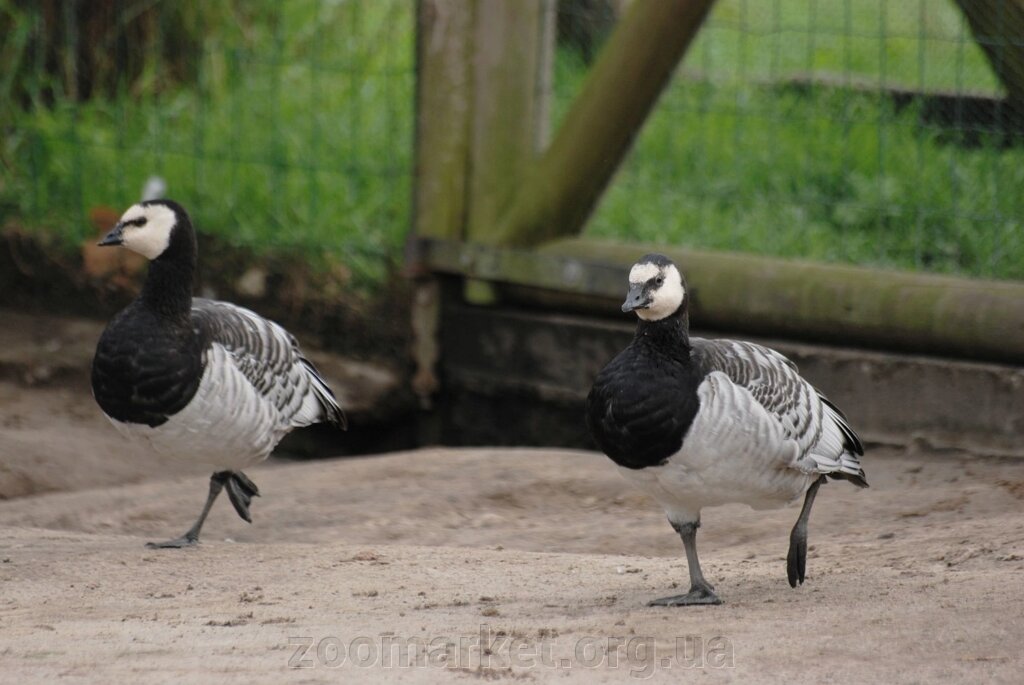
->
left=411, top=0, right=553, bottom=248
left=409, top=0, right=473, bottom=409
left=410, top=0, right=553, bottom=396
left=492, top=0, right=717, bottom=247
left=462, top=0, right=554, bottom=302
left=411, top=0, right=474, bottom=244
left=465, top=0, right=553, bottom=240
left=955, top=0, right=1024, bottom=110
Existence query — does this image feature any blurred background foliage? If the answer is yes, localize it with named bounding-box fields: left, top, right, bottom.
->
left=2, top=0, right=1022, bottom=285
left=1, top=0, right=415, bottom=285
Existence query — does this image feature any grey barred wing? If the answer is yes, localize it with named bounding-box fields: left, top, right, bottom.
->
left=693, top=339, right=819, bottom=451
left=190, top=299, right=345, bottom=428
left=692, top=338, right=866, bottom=485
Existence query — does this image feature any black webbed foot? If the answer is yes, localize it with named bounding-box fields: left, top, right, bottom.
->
left=223, top=471, right=260, bottom=523
left=145, top=533, right=199, bottom=549
left=649, top=581, right=722, bottom=607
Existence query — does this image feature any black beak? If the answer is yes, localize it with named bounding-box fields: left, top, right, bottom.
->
left=621, top=283, right=651, bottom=313
left=97, top=223, right=125, bottom=247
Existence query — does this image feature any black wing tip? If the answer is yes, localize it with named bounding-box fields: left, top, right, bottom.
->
left=820, top=395, right=865, bottom=456
left=315, top=382, right=348, bottom=431
left=299, top=356, right=348, bottom=430
left=328, top=405, right=349, bottom=431
left=846, top=434, right=866, bottom=457
left=829, top=471, right=869, bottom=488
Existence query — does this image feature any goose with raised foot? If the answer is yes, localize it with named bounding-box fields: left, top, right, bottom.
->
left=91, top=200, right=346, bottom=548
left=586, top=254, right=867, bottom=606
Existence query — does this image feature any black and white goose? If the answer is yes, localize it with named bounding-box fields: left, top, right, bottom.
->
left=586, top=254, right=867, bottom=606
left=91, top=200, right=346, bottom=548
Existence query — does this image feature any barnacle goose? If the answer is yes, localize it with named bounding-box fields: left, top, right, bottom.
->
left=91, top=200, right=346, bottom=548
left=586, top=254, right=867, bottom=606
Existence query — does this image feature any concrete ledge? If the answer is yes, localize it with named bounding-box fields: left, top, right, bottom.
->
left=439, top=302, right=1024, bottom=458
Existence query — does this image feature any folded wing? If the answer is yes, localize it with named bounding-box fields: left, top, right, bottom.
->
left=191, top=299, right=346, bottom=430
left=692, top=339, right=866, bottom=487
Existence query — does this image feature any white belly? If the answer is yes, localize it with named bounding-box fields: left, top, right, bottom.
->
left=618, top=438, right=811, bottom=524
left=107, top=346, right=290, bottom=470
left=617, top=370, right=820, bottom=525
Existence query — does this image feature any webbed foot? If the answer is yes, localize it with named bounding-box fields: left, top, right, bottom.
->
left=649, top=581, right=722, bottom=606
left=145, top=534, right=199, bottom=549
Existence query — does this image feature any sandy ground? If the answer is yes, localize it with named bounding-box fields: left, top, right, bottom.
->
left=1, top=328, right=1022, bottom=683
left=0, top=380, right=208, bottom=498
left=1, top=432, right=1023, bottom=682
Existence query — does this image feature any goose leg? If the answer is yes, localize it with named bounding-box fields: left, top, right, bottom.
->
left=649, top=520, right=722, bottom=606
left=787, top=475, right=827, bottom=587
left=146, top=471, right=231, bottom=549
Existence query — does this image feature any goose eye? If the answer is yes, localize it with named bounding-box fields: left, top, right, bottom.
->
left=655, top=276, right=664, bottom=286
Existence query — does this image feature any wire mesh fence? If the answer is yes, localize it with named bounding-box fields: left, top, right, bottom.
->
left=2, top=0, right=1022, bottom=284
left=1, top=0, right=415, bottom=284
left=556, top=0, right=1024, bottom=281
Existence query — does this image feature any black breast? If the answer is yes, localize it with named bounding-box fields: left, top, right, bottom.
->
left=586, top=340, right=702, bottom=470
left=90, top=302, right=206, bottom=427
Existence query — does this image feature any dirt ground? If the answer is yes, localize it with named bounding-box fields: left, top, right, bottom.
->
left=0, top=373, right=1022, bottom=684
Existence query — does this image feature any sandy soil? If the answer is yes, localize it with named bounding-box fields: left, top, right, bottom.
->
left=0, top=380, right=209, bottom=498
left=1, top=438, right=1023, bottom=683
left=0, top=307, right=1021, bottom=682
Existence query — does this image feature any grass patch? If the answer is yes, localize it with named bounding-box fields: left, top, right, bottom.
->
left=679, top=0, right=1000, bottom=93
left=557, top=0, right=1024, bottom=281
left=1, top=0, right=415, bottom=286
left=573, top=81, right=1024, bottom=280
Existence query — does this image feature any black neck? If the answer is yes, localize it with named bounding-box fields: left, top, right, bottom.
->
left=139, top=221, right=197, bottom=320
left=634, top=311, right=690, bottom=361
left=140, top=258, right=194, bottom=319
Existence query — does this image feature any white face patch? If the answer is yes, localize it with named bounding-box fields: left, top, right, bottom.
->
left=628, top=262, right=660, bottom=286
left=118, top=203, right=177, bottom=260
left=635, top=264, right=685, bottom=321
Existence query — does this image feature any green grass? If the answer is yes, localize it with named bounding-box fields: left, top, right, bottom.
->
left=574, top=82, right=1024, bottom=279
left=560, top=0, right=1024, bottom=281
left=2, top=0, right=1023, bottom=284
left=681, top=0, right=1001, bottom=93
left=2, top=0, right=415, bottom=285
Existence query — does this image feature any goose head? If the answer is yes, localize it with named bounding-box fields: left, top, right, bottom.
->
left=621, top=253, right=687, bottom=321
left=98, top=200, right=190, bottom=261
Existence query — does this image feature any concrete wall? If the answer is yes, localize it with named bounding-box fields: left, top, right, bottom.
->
left=438, top=301, right=1024, bottom=458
